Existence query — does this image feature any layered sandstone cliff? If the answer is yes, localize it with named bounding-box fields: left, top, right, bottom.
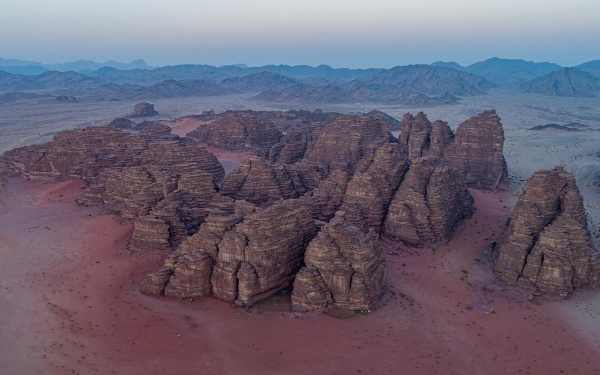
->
left=397, top=109, right=507, bottom=190
left=219, top=156, right=307, bottom=205
left=303, top=115, right=393, bottom=172
left=493, top=167, right=600, bottom=297
left=186, top=113, right=282, bottom=150
left=142, top=200, right=317, bottom=306
left=383, top=156, right=474, bottom=246
left=292, top=211, right=386, bottom=312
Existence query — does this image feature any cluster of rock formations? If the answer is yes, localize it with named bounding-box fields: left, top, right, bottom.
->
left=127, top=102, right=158, bottom=117
left=142, top=199, right=317, bottom=306
left=9, top=106, right=595, bottom=310
left=399, top=109, right=507, bottom=190
left=493, top=167, right=600, bottom=298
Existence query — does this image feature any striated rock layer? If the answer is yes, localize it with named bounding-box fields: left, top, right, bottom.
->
left=397, top=109, right=507, bottom=190
left=3, top=127, right=224, bottom=184
left=303, top=115, right=393, bottom=173
left=142, top=200, right=317, bottom=306
left=383, top=156, right=474, bottom=246
left=219, top=156, right=307, bottom=205
left=493, top=167, right=600, bottom=297
left=443, top=110, right=507, bottom=190
left=291, top=211, right=386, bottom=313
left=186, top=113, right=282, bottom=150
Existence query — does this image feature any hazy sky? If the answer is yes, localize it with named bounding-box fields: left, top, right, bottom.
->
left=1, top=0, right=599, bottom=68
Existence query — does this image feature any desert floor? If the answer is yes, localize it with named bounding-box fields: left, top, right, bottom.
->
left=2, top=91, right=600, bottom=374
left=0, top=176, right=599, bottom=375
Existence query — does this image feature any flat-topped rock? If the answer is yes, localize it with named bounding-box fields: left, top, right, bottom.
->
left=127, top=102, right=158, bottom=118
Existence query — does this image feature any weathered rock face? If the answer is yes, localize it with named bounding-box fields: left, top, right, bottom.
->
left=429, top=120, right=454, bottom=159
left=493, top=167, right=600, bottom=297
left=263, top=122, right=325, bottom=164
left=186, top=113, right=282, bottom=150
left=340, top=143, right=409, bottom=233
left=300, top=169, right=350, bottom=221
left=291, top=211, right=386, bottom=313
left=443, top=110, right=507, bottom=190
left=219, top=156, right=307, bottom=205
left=3, top=127, right=147, bottom=181
left=399, top=112, right=432, bottom=160
left=142, top=200, right=317, bottom=306
left=397, top=109, right=507, bottom=190
left=303, top=115, right=393, bottom=172
left=383, top=156, right=474, bottom=246
left=3, top=127, right=224, bottom=185
left=128, top=102, right=158, bottom=117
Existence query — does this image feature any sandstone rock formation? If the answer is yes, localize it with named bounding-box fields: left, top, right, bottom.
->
left=397, top=109, right=507, bottom=190
left=291, top=211, right=386, bottom=313
left=263, top=122, right=325, bottom=164
left=443, top=110, right=507, bottom=190
left=128, top=102, right=158, bottom=117
left=399, top=112, right=432, bottom=159
left=219, top=156, right=307, bottom=205
left=3, top=127, right=148, bottom=181
left=339, top=143, right=409, bottom=233
left=303, top=115, right=393, bottom=172
left=383, top=156, right=474, bottom=246
left=493, top=167, right=600, bottom=297
left=186, top=113, right=282, bottom=150
left=142, top=200, right=317, bottom=306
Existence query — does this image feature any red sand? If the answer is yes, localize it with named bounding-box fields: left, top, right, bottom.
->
left=1, top=180, right=600, bottom=375
left=165, top=118, right=213, bottom=137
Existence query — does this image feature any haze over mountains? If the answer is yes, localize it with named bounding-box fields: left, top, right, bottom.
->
left=1, top=56, right=600, bottom=103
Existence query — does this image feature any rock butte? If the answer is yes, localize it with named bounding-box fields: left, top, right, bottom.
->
left=127, top=102, right=158, bottom=118
left=493, top=167, right=600, bottom=298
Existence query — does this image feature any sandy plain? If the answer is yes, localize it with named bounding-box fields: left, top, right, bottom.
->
left=1, top=89, right=600, bottom=374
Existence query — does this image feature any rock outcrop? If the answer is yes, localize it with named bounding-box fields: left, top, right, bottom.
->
left=186, top=113, right=282, bottom=150
left=142, top=200, right=317, bottom=306
left=303, top=115, right=393, bottom=172
left=219, top=156, right=307, bottom=205
left=493, top=167, right=600, bottom=297
left=443, top=110, right=507, bottom=190
left=399, top=112, right=432, bottom=160
left=383, top=156, right=474, bottom=246
left=128, top=102, right=158, bottom=117
left=340, top=143, right=409, bottom=233
left=291, top=211, right=386, bottom=313
left=3, top=127, right=224, bottom=184
left=397, top=109, right=507, bottom=190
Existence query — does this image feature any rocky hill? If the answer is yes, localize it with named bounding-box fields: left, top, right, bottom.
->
left=520, top=67, right=600, bottom=97
left=219, top=71, right=300, bottom=91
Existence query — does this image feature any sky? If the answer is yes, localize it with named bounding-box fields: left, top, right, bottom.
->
left=1, top=0, right=599, bottom=68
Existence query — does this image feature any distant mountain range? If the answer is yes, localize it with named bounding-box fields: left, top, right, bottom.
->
left=253, top=65, right=490, bottom=105
left=432, top=58, right=563, bottom=85
left=1, top=57, right=600, bottom=102
left=520, top=67, right=600, bottom=97
left=0, top=57, right=152, bottom=75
